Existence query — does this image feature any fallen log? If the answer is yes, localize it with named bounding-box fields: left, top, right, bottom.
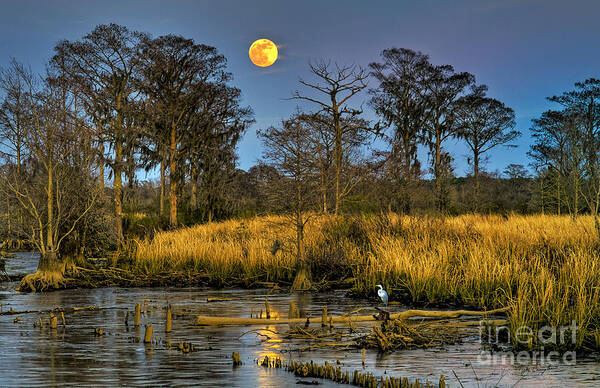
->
left=196, top=306, right=509, bottom=326
left=0, top=305, right=124, bottom=316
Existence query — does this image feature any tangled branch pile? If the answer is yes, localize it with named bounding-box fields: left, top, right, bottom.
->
left=357, top=319, right=460, bottom=352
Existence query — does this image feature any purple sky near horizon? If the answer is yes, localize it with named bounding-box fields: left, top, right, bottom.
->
left=1, top=0, right=599, bottom=178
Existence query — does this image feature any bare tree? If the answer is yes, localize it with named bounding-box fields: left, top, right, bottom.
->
left=299, top=113, right=334, bottom=213
left=292, top=61, right=369, bottom=215
left=0, top=60, right=31, bottom=234
left=299, top=112, right=369, bottom=213
left=1, top=64, right=98, bottom=281
left=0, top=59, right=30, bottom=175
left=258, top=114, right=317, bottom=291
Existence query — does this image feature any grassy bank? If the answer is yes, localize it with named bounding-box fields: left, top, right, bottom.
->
left=132, top=213, right=600, bottom=351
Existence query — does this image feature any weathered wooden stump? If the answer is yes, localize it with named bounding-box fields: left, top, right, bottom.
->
left=166, top=306, right=172, bottom=333
left=134, top=303, right=141, bottom=327
left=143, top=324, right=153, bottom=343
left=232, top=351, right=242, bottom=366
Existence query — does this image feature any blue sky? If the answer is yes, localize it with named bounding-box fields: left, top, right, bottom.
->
left=1, top=0, right=599, bottom=177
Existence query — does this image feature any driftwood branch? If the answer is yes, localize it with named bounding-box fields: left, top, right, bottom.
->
left=196, top=307, right=509, bottom=326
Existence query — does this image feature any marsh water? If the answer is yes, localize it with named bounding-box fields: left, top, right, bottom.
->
left=1, top=253, right=599, bottom=387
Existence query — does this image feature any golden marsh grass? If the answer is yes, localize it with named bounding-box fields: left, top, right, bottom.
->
left=134, top=213, right=600, bottom=350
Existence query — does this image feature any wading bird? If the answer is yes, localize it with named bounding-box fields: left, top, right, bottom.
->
left=376, top=284, right=388, bottom=307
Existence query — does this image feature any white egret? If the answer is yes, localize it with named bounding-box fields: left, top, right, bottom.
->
left=376, top=284, right=388, bottom=306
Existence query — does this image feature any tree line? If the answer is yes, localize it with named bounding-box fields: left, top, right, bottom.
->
left=0, top=24, right=598, bottom=267
left=529, top=78, right=600, bottom=221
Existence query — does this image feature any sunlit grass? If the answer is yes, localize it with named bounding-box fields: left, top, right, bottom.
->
left=133, top=213, right=600, bottom=350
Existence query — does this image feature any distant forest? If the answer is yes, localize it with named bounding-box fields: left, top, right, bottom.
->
left=1, top=24, right=599, bottom=263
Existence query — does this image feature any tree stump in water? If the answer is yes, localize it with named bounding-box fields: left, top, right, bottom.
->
left=134, top=303, right=141, bottom=326
left=232, top=352, right=242, bottom=366
left=166, top=307, right=172, bottom=333
left=291, top=265, right=312, bottom=291
left=265, top=299, right=271, bottom=319
left=374, top=307, right=390, bottom=321
left=144, top=324, right=153, bottom=343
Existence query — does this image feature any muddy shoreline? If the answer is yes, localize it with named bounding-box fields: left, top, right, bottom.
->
left=8, top=266, right=488, bottom=313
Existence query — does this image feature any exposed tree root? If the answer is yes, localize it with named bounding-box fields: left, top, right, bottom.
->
left=291, top=265, right=312, bottom=291
left=17, top=270, right=66, bottom=292
left=16, top=265, right=215, bottom=292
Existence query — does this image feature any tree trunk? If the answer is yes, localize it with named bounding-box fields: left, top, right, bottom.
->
left=37, top=250, right=61, bottom=272
left=296, top=218, right=304, bottom=262
left=169, top=125, right=178, bottom=227
left=98, top=141, right=104, bottom=190
left=435, top=131, right=442, bottom=212
left=114, top=142, right=124, bottom=242
left=46, top=163, right=54, bottom=252
left=160, top=158, right=165, bottom=217
left=291, top=216, right=310, bottom=291
left=6, top=197, right=10, bottom=234
left=557, top=178, right=561, bottom=215
left=540, top=176, right=544, bottom=215
left=573, top=173, right=579, bottom=217
left=291, top=180, right=310, bottom=291
left=333, top=109, right=342, bottom=215
left=474, top=152, right=480, bottom=212
left=16, top=146, right=20, bottom=176
left=190, top=167, right=198, bottom=210
left=403, top=131, right=412, bottom=214
left=320, top=165, right=328, bottom=213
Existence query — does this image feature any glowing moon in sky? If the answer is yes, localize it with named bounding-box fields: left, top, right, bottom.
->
left=249, top=39, right=278, bottom=67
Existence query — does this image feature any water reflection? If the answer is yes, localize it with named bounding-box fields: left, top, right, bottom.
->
left=0, top=253, right=599, bottom=387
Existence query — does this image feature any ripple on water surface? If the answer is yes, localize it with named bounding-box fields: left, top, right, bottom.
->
left=0, top=253, right=599, bottom=387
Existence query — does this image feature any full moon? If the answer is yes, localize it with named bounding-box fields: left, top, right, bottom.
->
left=249, top=39, right=278, bottom=67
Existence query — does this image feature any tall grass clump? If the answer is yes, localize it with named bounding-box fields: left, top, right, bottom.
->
left=133, top=213, right=600, bottom=350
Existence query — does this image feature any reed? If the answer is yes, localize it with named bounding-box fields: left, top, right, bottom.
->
left=133, top=213, right=600, bottom=350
